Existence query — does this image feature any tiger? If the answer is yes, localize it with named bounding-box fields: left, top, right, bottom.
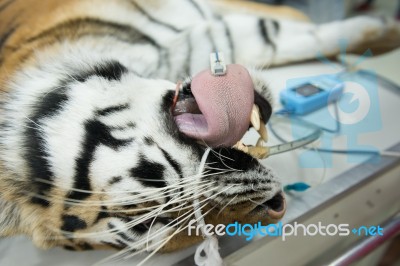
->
left=0, top=0, right=399, bottom=262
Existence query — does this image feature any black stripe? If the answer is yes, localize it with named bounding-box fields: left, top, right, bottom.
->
left=116, top=240, right=130, bottom=249
left=272, top=19, right=280, bottom=34
left=129, top=1, right=181, bottom=33
left=22, top=18, right=162, bottom=66
left=254, top=89, right=272, bottom=122
left=144, top=137, right=155, bottom=146
left=130, top=216, right=174, bottom=235
left=108, top=176, right=122, bottom=185
left=259, top=19, right=276, bottom=51
left=25, top=88, right=68, bottom=206
left=130, top=155, right=166, bottom=188
left=7, top=18, right=160, bottom=71
left=159, top=147, right=183, bottom=179
left=61, top=215, right=87, bottom=232
left=120, top=203, right=137, bottom=210
left=0, top=0, right=14, bottom=14
left=69, top=120, right=132, bottom=201
left=183, top=34, right=192, bottom=76
left=26, top=18, right=144, bottom=44
left=96, top=103, right=130, bottom=116
left=63, top=245, right=76, bottom=251
left=101, top=240, right=127, bottom=250
left=0, top=25, right=17, bottom=52
left=108, top=222, right=135, bottom=242
left=221, top=19, right=235, bottom=63
left=188, top=0, right=206, bottom=19
left=131, top=221, right=150, bottom=235
left=74, top=61, right=128, bottom=83
left=206, top=148, right=258, bottom=175
left=94, top=206, right=110, bottom=223
left=78, top=242, right=93, bottom=250
left=117, top=231, right=135, bottom=242
left=161, top=91, right=204, bottom=159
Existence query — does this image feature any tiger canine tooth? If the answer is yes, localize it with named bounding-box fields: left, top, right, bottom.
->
left=258, top=121, right=268, bottom=142
left=233, top=141, right=248, bottom=153
left=250, top=104, right=261, bottom=131
left=256, top=137, right=264, bottom=147
left=247, top=146, right=270, bottom=159
left=233, top=141, right=269, bottom=159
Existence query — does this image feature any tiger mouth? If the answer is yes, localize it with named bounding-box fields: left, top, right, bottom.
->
left=171, top=65, right=270, bottom=159
left=173, top=94, right=270, bottom=159
left=172, top=64, right=255, bottom=148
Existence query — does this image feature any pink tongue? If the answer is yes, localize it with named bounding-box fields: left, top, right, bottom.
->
left=174, top=64, right=254, bottom=147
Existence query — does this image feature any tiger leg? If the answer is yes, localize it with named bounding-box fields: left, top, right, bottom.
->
left=219, top=14, right=400, bottom=66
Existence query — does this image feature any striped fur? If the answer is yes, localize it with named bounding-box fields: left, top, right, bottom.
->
left=0, top=0, right=399, bottom=258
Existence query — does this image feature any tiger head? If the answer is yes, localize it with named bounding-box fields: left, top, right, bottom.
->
left=0, top=0, right=286, bottom=258
left=0, top=52, right=285, bottom=254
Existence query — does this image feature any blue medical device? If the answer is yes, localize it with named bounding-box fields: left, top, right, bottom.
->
left=279, top=75, right=344, bottom=115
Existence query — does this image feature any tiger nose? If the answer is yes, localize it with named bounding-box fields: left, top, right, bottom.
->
left=265, top=192, right=286, bottom=219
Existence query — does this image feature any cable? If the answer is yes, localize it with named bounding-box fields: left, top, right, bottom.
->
left=270, top=113, right=400, bottom=158
left=270, top=108, right=400, bottom=193
left=275, top=100, right=341, bottom=134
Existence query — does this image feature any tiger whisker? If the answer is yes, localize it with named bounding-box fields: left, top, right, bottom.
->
left=40, top=84, right=69, bottom=99
left=123, top=187, right=219, bottom=231
left=93, top=184, right=228, bottom=248
left=102, top=200, right=217, bottom=265
left=213, top=150, right=242, bottom=172
left=209, top=149, right=235, bottom=162
left=27, top=179, right=218, bottom=207
left=27, top=183, right=212, bottom=213
left=123, top=184, right=234, bottom=249
left=23, top=115, right=56, bottom=134
left=126, top=200, right=220, bottom=265
left=29, top=169, right=232, bottom=207
left=32, top=170, right=225, bottom=195
left=50, top=184, right=220, bottom=241
left=94, top=201, right=215, bottom=265
left=48, top=201, right=190, bottom=241
left=203, top=166, right=238, bottom=173
left=248, top=198, right=269, bottom=210
left=216, top=195, right=237, bottom=218
left=143, top=179, right=221, bottom=250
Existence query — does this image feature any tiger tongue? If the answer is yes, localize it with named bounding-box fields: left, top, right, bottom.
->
left=175, top=64, right=254, bottom=147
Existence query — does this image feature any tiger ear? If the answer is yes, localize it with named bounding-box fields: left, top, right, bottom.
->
left=0, top=197, right=22, bottom=236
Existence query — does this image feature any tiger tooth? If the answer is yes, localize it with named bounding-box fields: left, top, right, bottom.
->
left=233, top=141, right=269, bottom=159
left=258, top=121, right=268, bottom=142
left=247, top=146, right=270, bottom=159
left=256, top=137, right=264, bottom=147
left=250, top=104, right=261, bottom=131
left=233, top=141, right=248, bottom=153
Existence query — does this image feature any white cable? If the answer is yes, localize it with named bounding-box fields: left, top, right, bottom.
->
left=193, top=148, right=223, bottom=266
